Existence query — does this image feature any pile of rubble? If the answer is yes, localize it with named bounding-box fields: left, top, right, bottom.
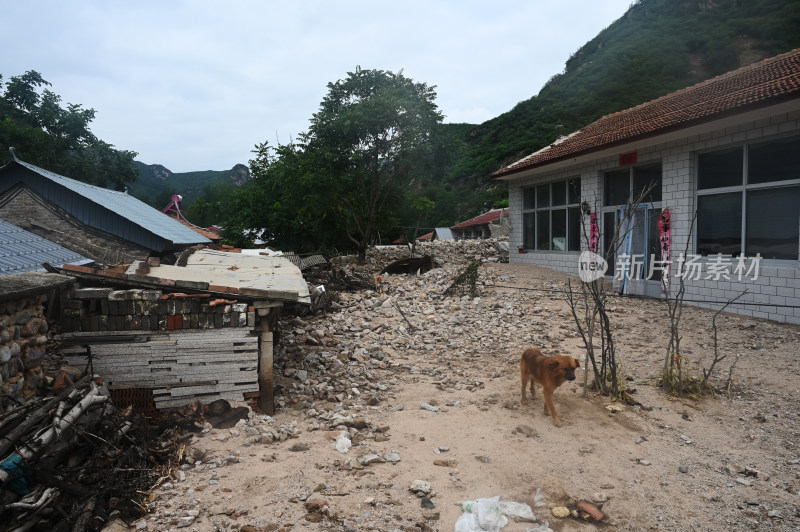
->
left=343, top=238, right=510, bottom=271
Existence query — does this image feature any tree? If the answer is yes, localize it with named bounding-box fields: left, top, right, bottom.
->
left=303, top=67, right=444, bottom=263
left=409, top=196, right=435, bottom=256
left=0, top=70, right=137, bottom=190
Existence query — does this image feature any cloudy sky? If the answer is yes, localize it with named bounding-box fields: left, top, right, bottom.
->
left=2, top=1, right=632, bottom=173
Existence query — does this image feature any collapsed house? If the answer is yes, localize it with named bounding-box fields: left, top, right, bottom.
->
left=0, top=154, right=311, bottom=413
left=54, top=248, right=310, bottom=413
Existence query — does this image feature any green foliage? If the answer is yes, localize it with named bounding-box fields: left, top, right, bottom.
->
left=0, top=71, right=138, bottom=189
left=301, top=67, right=444, bottom=262
left=206, top=0, right=800, bottom=253
left=129, top=162, right=249, bottom=209
left=444, top=262, right=481, bottom=297
left=444, top=0, right=800, bottom=194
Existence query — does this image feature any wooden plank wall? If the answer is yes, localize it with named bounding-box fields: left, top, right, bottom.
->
left=60, top=329, right=259, bottom=409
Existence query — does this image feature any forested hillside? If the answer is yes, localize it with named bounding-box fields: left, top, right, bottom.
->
left=128, top=161, right=250, bottom=209
left=440, top=0, right=800, bottom=203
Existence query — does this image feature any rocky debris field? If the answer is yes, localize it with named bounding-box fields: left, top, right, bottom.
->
left=126, top=239, right=800, bottom=532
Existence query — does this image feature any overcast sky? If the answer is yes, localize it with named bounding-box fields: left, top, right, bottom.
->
left=2, top=1, right=632, bottom=173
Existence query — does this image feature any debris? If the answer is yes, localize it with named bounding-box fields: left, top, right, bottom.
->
left=551, top=506, right=570, bottom=518
left=576, top=500, right=604, bottom=521
left=334, top=431, right=351, bottom=453
left=455, top=496, right=538, bottom=532
left=409, top=480, right=432, bottom=495
left=0, top=373, right=190, bottom=531
left=381, top=255, right=436, bottom=275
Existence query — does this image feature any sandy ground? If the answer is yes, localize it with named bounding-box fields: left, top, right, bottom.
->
left=137, top=259, right=800, bottom=532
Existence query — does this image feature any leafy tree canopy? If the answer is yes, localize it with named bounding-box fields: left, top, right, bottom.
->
left=302, top=67, right=444, bottom=262
left=0, top=70, right=138, bottom=190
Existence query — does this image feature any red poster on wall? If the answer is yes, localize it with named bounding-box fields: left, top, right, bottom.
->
left=590, top=213, right=599, bottom=253
left=658, top=209, right=671, bottom=293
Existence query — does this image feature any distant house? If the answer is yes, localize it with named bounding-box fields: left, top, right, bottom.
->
left=493, top=48, right=800, bottom=324
left=450, top=208, right=510, bottom=240
left=0, top=154, right=210, bottom=264
left=0, top=218, right=92, bottom=275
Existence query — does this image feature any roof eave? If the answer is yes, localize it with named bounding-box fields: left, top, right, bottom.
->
left=492, top=93, right=800, bottom=181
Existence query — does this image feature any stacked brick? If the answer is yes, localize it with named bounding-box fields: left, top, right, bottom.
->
left=0, top=294, right=49, bottom=403
left=61, top=287, right=255, bottom=333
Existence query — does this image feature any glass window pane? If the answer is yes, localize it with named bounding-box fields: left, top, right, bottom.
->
left=746, top=186, right=800, bottom=259
left=523, top=212, right=535, bottom=249
left=568, top=178, right=581, bottom=204
left=647, top=209, right=662, bottom=281
left=697, top=193, right=742, bottom=256
left=552, top=182, right=567, bottom=206
left=536, top=211, right=550, bottom=250
left=536, top=184, right=550, bottom=208
left=603, top=211, right=619, bottom=276
left=523, top=187, right=536, bottom=210
left=698, top=147, right=743, bottom=189
left=633, top=163, right=662, bottom=203
left=568, top=207, right=581, bottom=252
left=605, top=170, right=630, bottom=205
left=552, top=209, right=567, bottom=251
left=748, top=136, right=800, bottom=184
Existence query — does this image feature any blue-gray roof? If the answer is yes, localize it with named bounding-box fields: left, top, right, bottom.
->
left=0, top=159, right=209, bottom=249
left=434, top=227, right=454, bottom=241
left=0, top=218, right=92, bottom=275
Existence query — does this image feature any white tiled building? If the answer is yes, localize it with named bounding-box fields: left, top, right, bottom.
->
left=493, top=49, right=800, bottom=324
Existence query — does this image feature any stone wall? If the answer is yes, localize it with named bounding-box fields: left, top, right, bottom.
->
left=0, top=294, right=51, bottom=404
left=0, top=186, right=150, bottom=264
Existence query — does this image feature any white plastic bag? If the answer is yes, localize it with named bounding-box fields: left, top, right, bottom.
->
left=455, top=496, right=508, bottom=532
left=497, top=500, right=536, bottom=521
left=455, top=496, right=538, bottom=532
left=334, top=430, right=351, bottom=453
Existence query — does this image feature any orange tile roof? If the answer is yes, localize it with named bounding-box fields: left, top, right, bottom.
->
left=451, top=208, right=509, bottom=229
left=493, top=48, right=800, bottom=178
left=167, top=214, right=221, bottom=241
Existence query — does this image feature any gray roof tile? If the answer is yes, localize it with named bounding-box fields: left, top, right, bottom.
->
left=0, top=218, right=92, bottom=275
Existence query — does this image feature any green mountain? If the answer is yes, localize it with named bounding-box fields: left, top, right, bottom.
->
left=128, top=161, right=250, bottom=209
left=435, top=0, right=800, bottom=220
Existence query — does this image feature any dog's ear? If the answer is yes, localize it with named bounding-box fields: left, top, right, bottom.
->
left=549, top=359, right=561, bottom=370
left=574, top=359, right=580, bottom=368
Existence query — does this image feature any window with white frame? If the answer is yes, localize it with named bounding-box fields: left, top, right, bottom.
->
left=521, top=178, right=581, bottom=251
left=696, top=135, right=800, bottom=260
left=602, top=162, right=663, bottom=278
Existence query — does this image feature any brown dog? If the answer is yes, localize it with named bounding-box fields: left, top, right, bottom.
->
left=520, top=348, right=580, bottom=427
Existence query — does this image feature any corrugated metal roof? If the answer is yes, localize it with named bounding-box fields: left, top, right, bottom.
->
left=8, top=160, right=209, bottom=245
left=434, top=228, right=453, bottom=240
left=0, top=218, right=92, bottom=275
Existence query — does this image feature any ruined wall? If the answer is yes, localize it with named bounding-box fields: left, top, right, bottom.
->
left=58, top=287, right=275, bottom=409
left=60, top=287, right=255, bottom=333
